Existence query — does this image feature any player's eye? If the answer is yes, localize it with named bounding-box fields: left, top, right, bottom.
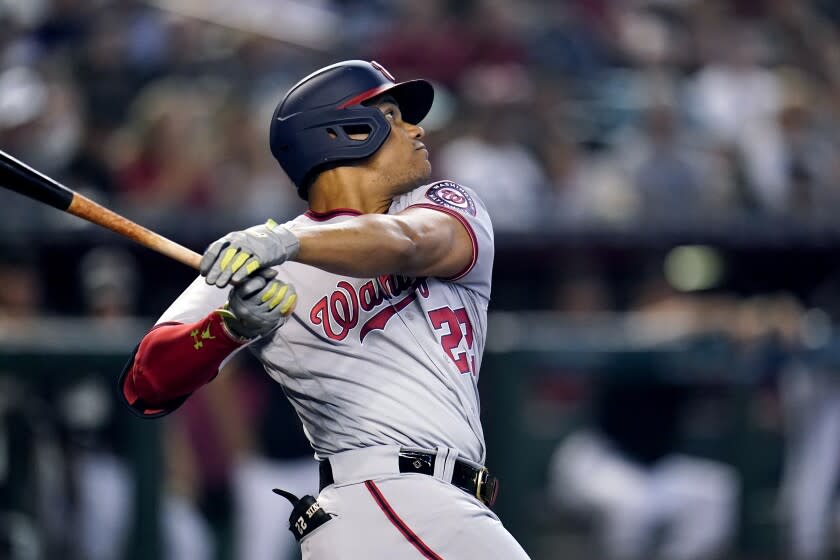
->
left=384, top=110, right=395, bottom=120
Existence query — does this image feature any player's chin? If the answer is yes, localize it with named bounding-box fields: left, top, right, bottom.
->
left=413, top=157, right=432, bottom=180
left=412, top=163, right=432, bottom=188
left=398, top=164, right=432, bottom=193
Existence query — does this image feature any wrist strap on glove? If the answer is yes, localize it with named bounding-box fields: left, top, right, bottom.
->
left=215, top=307, right=256, bottom=342
left=266, top=218, right=301, bottom=261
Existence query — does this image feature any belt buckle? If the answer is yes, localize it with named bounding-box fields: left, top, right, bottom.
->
left=474, top=467, right=499, bottom=508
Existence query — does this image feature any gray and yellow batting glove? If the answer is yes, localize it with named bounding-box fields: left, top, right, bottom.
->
left=217, top=268, right=297, bottom=340
left=200, top=219, right=300, bottom=288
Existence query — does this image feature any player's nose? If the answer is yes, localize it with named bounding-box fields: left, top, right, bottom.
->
left=408, top=123, right=424, bottom=140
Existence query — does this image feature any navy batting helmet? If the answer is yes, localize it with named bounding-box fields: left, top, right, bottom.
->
left=269, top=60, right=434, bottom=200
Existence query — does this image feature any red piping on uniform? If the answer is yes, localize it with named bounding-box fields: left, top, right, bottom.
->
left=364, top=481, right=444, bottom=560
left=337, top=84, right=394, bottom=109
left=406, top=203, right=479, bottom=281
left=304, top=208, right=363, bottom=221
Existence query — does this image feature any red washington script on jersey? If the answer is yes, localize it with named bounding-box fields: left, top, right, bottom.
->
left=310, top=275, right=430, bottom=342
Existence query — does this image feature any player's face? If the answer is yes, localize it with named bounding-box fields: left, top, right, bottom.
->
left=360, top=96, right=431, bottom=193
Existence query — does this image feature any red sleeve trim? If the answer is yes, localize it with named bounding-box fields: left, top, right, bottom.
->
left=304, top=208, right=363, bottom=221
left=406, top=203, right=478, bottom=281
left=119, top=311, right=245, bottom=418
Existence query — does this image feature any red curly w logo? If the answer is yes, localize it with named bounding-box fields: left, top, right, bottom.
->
left=309, top=276, right=429, bottom=342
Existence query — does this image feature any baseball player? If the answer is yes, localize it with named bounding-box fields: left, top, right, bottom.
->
left=119, top=60, right=530, bottom=559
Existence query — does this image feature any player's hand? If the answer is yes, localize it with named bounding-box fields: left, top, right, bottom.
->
left=217, top=268, right=297, bottom=339
left=200, top=219, right=300, bottom=288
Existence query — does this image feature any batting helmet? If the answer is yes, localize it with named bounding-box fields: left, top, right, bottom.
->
left=269, top=60, right=434, bottom=200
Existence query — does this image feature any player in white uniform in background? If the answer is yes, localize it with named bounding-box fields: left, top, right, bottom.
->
left=119, top=60, right=530, bottom=559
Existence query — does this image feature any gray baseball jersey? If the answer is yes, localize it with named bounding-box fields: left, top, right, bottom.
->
left=158, top=180, right=494, bottom=464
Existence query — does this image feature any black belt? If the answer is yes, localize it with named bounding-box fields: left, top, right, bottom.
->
left=318, top=450, right=500, bottom=508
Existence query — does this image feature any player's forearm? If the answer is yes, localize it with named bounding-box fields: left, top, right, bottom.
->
left=121, top=311, right=244, bottom=412
left=291, top=214, right=429, bottom=277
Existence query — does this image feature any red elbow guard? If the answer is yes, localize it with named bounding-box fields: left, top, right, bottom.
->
left=119, top=310, right=245, bottom=417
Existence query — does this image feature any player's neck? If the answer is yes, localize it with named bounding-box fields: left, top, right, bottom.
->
left=308, top=168, right=393, bottom=215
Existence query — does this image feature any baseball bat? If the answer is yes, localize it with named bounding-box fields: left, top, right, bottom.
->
left=0, top=149, right=202, bottom=269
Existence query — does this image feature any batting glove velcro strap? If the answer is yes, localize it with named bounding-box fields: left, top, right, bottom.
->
left=200, top=219, right=300, bottom=288
left=217, top=268, right=297, bottom=340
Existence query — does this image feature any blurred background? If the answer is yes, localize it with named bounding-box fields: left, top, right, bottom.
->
left=2, top=0, right=840, bottom=558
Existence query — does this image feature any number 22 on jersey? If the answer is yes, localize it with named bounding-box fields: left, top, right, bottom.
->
left=428, top=306, right=476, bottom=376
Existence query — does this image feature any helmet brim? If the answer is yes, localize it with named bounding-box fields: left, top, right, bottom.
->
left=353, top=79, right=434, bottom=125
left=388, top=79, right=434, bottom=124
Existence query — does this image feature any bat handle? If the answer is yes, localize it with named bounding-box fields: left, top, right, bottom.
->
left=69, top=193, right=203, bottom=270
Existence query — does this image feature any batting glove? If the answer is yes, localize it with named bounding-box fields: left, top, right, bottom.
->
left=217, top=268, right=297, bottom=340
left=200, top=219, right=300, bottom=288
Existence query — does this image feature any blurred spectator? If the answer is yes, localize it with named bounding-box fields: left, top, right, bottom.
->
left=541, top=126, right=640, bottom=226
left=631, top=105, right=698, bottom=208
left=64, top=119, right=118, bottom=199
left=779, top=360, right=840, bottom=560
left=163, top=363, right=252, bottom=560
left=210, top=101, right=305, bottom=224
left=0, top=67, right=82, bottom=177
left=113, top=81, right=219, bottom=214
left=548, top=273, right=740, bottom=560
left=73, top=10, right=144, bottom=129
left=163, top=417, right=216, bottom=560
left=79, top=246, right=139, bottom=319
left=738, top=70, right=840, bottom=221
left=161, top=354, right=317, bottom=560
left=367, top=0, right=475, bottom=88
left=0, top=377, right=63, bottom=560
left=528, top=2, right=611, bottom=81
left=0, top=250, right=42, bottom=324
left=0, top=253, right=60, bottom=560
left=57, top=246, right=142, bottom=560
left=232, top=358, right=318, bottom=560
left=611, top=102, right=729, bottom=224
left=549, top=409, right=738, bottom=560
left=779, top=276, right=840, bottom=560
left=59, top=376, right=134, bottom=560
left=437, top=105, right=548, bottom=231
left=687, top=22, right=784, bottom=212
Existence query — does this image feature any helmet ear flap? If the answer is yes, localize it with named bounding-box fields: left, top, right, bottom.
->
left=272, top=106, right=391, bottom=199
left=339, top=123, right=373, bottom=140
left=324, top=123, right=373, bottom=142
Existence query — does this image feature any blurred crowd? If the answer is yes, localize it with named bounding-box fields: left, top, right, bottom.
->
left=1, top=0, right=840, bottom=233
left=3, top=1, right=840, bottom=560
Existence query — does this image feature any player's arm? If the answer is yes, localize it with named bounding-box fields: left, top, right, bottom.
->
left=199, top=209, right=473, bottom=286
left=120, top=311, right=242, bottom=417
left=292, top=207, right=472, bottom=278
left=120, top=272, right=296, bottom=417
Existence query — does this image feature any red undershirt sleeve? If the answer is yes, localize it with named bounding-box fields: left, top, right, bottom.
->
left=118, top=310, right=246, bottom=418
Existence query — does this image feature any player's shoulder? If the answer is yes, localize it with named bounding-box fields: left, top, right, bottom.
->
left=392, top=179, right=486, bottom=218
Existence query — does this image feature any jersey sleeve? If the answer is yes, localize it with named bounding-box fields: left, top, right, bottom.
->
left=394, top=180, right=494, bottom=299
left=157, top=276, right=229, bottom=325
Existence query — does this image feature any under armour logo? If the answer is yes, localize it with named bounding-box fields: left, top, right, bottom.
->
left=191, top=325, right=215, bottom=350
left=191, top=329, right=202, bottom=350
